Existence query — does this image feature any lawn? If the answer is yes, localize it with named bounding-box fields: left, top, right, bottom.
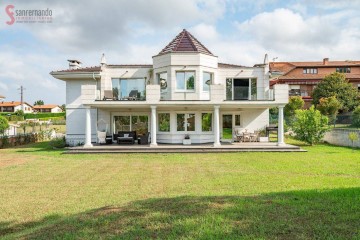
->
left=0, top=140, right=359, bottom=239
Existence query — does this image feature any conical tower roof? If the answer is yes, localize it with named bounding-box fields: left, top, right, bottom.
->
left=158, top=29, right=214, bottom=56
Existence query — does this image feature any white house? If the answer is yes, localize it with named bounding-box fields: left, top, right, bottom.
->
left=0, top=101, right=33, bottom=113
left=51, top=29, right=288, bottom=147
left=33, top=104, right=63, bottom=113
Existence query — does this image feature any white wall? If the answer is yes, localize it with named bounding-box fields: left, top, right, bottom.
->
left=66, top=80, right=98, bottom=145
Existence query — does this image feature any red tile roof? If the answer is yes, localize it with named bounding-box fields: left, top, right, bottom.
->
left=0, top=101, right=32, bottom=107
left=33, top=104, right=59, bottom=109
left=158, top=29, right=214, bottom=56
left=218, top=63, right=246, bottom=68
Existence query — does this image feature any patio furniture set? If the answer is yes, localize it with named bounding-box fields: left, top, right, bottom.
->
left=234, top=129, right=261, bottom=142
left=97, top=131, right=150, bottom=145
left=102, top=90, right=143, bottom=101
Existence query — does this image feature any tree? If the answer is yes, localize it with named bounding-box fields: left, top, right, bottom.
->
left=284, top=96, right=304, bottom=126
left=352, top=106, right=360, bottom=127
left=312, top=72, right=359, bottom=111
left=15, top=109, right=24, bottom=116
left=285, top=96, right=304, bottom=116
left=60, top=104, right=66, bottom=111
left=34, top=100, right=44, bottom=106
left=292, top=106, right=330, bottom=145
left=0, top=116, right=10, bottom=136
left=317, top=96, right=342, bottom=126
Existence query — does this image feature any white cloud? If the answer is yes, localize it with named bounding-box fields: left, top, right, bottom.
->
left=234, top=8, right=360, bottom=61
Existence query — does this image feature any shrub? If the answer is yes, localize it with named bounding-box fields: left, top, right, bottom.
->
left=49, top=137, right=66, bottom=148
left=292, top=106, right=330, bottom=145
left=352, top=106, right=360, bottom=127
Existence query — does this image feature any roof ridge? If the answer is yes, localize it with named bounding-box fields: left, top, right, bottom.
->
left=174, top=30, right=187, bottom=52
left=187, top=30, right=213, bottom=55
left=184, top=30, right=198, bottom=52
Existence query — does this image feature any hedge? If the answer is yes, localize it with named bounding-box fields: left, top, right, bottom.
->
left=24, top=112, right=65, bottom=119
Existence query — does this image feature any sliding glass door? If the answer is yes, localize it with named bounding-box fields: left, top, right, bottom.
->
left=226, top=78, right=257, bottom=100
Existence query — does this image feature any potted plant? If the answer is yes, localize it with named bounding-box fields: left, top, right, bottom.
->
left=183, top=134, right=191, bottom=145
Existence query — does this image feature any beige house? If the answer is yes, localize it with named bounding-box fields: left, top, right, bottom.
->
left=33, top=104, right=63, bottom=113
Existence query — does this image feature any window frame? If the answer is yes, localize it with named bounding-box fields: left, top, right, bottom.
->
left=175, top=71, right=196, bottom=92
left=158, top=113, right=170, bottom=132
left=202, top=72, right=213, bottom=92
left=201, top=112, right=213, bottom=132
left=176, top=113, right=196, bottom=132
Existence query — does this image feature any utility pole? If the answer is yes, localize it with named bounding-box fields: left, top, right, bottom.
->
left=18, top=86, right=26, bottom=112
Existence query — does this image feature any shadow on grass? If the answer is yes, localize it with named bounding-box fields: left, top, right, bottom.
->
left=1, top=188, right=359, bottom=239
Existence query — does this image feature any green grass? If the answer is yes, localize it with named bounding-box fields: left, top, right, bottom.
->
left=0, top=141, right=359, bottom=239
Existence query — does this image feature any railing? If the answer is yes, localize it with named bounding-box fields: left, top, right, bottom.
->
left=289, top=89, right=310, bottom=97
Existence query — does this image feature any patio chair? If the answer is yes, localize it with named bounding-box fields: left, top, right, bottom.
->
left=234, top=128, right=244, bottom=142
left=138, top=132, right=150, bottom=145
left=103, top=90, right=115, bottom=100
left=243, top=132, right=251, bottom=142
left=128, top=90, right=139, bottom=100
left=97, top=131, right=107, bottom=144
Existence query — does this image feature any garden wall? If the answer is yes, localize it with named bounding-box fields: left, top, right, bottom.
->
left=323, top=129, right=360, bottom=148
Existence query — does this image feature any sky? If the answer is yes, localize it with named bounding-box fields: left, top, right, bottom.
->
left=0, top=0, right=359, bottom=105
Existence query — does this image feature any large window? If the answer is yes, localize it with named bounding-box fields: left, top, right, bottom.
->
left=112, top=78, right=146, bottom=100
left=114, top=115, right=148, bottom=134
left=176, top=71, right=195, bottom=91
left=158, top=113, right=170, bottom=132
left=202, top=113, right=212, bottom=132
left=203, top=72, right=213, bottom=91
left=177, top=113, right=195, bottom=131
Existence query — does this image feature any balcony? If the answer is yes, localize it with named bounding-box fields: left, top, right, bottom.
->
left=82, top=84, right=288, bottom=105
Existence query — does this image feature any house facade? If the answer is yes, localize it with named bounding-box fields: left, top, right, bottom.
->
left=33, top=104, right=63, bottom=113
left=0, top=101, right=33, bottom=113
left=51, top=29, right=288, bottom=147
left=270, top=58, right=360, bottom=108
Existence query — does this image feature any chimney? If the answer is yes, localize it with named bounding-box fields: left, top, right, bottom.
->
left=323, top=58, right=329, bottom=65
left=67, top=59, right=82, bottom=69
left=100, top=53, right=107, bottom=66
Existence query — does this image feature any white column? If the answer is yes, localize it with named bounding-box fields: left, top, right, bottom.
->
left=150, top=105, right=157, bottom=147
left=277, top=105, right=285, bottom=146
left=84, top=107, right=93, bottom=148
left=213, top=105, right=221, bottom=147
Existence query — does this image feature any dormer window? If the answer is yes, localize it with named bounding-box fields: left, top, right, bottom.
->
left=336, top=67, right=350, bottom=73
left=176, top=71, right=195, bottom=91
left=303, top=68, right=318, bottom=74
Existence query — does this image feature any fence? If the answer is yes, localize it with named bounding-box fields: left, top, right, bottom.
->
left=323, top=129, right=360, bottom=148
left=0, top=130, right=56, bottom=148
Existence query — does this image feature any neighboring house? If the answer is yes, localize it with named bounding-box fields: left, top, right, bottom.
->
left=0, top=101, right=33, bottom=113
left=4, top=124, right=18, bottom=136
left=51, top=29, right=288, bottom=147
left=33, top=104, right=63, bottom=113
left=270, top=58, right=360, bottom=108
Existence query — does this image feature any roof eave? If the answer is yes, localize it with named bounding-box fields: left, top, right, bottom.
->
left=50, top=71, right=101, bottom=81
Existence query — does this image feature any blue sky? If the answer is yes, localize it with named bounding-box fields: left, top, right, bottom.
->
left=0, top=0, right=359, bottom=105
